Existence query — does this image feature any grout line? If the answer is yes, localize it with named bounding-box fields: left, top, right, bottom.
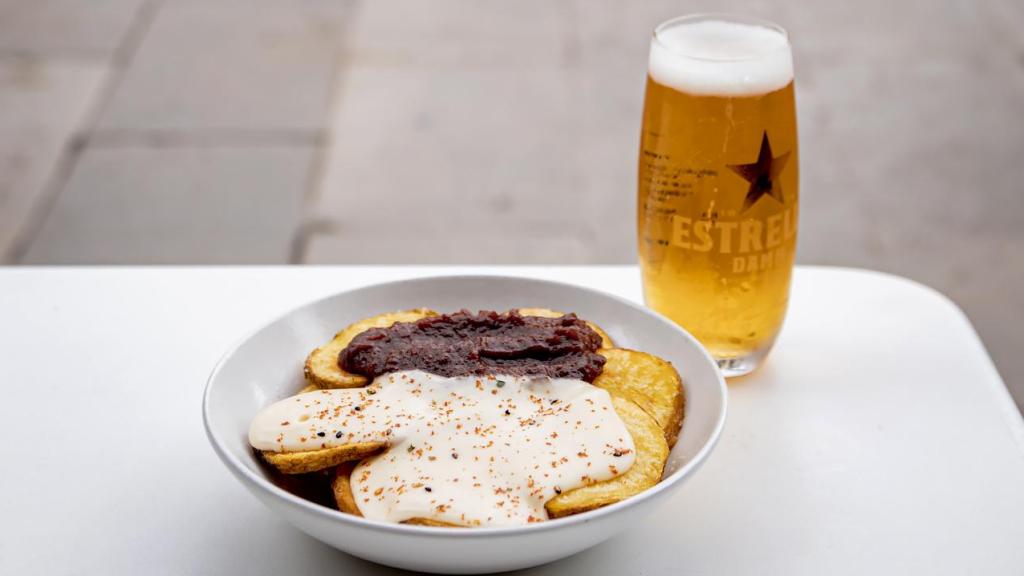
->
left=86, top=128, right=327, bottom=149
left=290, top=0, right=364, bottom=265
left=83, top=0, right=164, bottom=133
left=111, top=0, right=163, bottom=70
left=290, top=219, right=339, bottom=265
left=5, top=135, right=86, bottom=264
left=6, top=0, right=165, bottom=264
left=0, top=49, right=119, bottom=65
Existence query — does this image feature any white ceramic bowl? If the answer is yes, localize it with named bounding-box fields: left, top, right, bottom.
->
left=203, top=276, right=726, bottom=574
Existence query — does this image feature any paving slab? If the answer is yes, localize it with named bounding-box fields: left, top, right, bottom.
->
left=304, top=219, right=597, bottom=264
left=796, top=42, right=1024, bottom=263
left=95, top=0, right=350, bottom=133
left=314, top=64, right=588, bottom=232
left=22, top=146, right=313, bottom=264
left=0, top=0, right=145, bottom=59
left=350, top=0, right=572, bottom=66
left=0, top=57, right=108, bottom=262
left=782, top=0, right=1005, bottom=59
left=567, top=62, right=644, bottom=264
left=571, top=0, right=784, bottom=67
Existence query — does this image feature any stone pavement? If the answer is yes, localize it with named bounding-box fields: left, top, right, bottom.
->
left=1, top=0, right=1022, bottom=408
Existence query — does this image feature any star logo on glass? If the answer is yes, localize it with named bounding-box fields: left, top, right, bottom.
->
left=728, top=132, right=790, bottom=212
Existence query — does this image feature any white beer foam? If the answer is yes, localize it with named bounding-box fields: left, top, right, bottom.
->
left=649, top=19, right=793, bottom=96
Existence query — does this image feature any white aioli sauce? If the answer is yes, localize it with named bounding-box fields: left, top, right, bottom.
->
left=249, top=370, right=636, bottom=526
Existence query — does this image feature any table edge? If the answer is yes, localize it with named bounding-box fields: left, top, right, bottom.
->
left=4, top=263, right=1022, bottom=451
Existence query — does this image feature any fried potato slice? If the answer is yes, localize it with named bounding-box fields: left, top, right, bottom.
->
left=545, top=396, right=668, bottom=518
left=515, top=307, right=614, bottom=348
left=331, top=462, right=361, bottom=515
left=402, top=518, right=463, bottom=527
left=593, top=348, right=684, bottom=447
left=331, top=464, right=462, bottom=527
left=304, top=308, right=438, bottom=389
left=327, top=397, right=667, bottom=524
left=298, top=383, right=319, bottom=394
left=261, top=441, right=386, bottom=475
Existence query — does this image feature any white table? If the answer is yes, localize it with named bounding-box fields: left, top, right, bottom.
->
left=2, top=266, right=1022, bottom=575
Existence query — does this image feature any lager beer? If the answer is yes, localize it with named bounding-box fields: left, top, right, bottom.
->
left=638, top=15, right=798, bottom=376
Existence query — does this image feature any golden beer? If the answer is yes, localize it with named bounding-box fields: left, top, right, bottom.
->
left=638, top=15, right=798, bottom=376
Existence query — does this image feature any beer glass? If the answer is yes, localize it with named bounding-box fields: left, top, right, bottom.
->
left=637, top=14, right=798, bottom=376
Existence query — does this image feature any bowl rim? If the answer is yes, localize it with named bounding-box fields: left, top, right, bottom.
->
left=202, top=274, right=727, bottom=538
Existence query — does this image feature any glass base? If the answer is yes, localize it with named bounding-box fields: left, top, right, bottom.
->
left=715, top=346, right=772, bottom=378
